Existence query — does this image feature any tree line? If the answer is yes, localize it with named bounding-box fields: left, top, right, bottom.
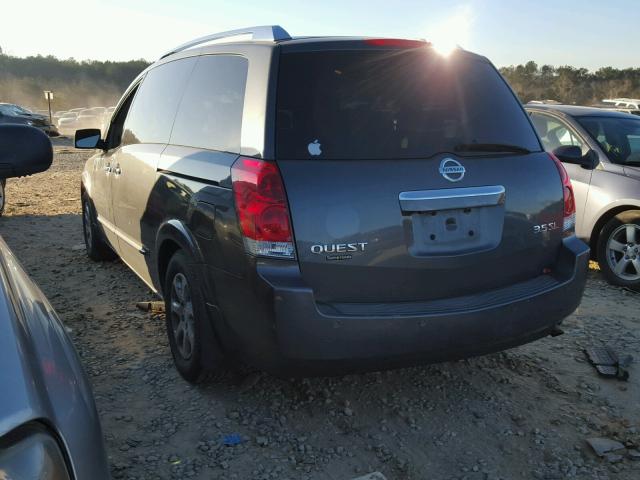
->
left=0, top=52, right=150, bottom=111
left=499, top=61, right=640, bottom=105
left=1, top=53, right=639, bottom=111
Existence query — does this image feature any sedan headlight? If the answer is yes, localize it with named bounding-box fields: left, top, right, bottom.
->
left=0, top=428, right=71, bottom=480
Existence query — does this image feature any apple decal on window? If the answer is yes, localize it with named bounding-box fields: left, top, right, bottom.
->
left=307, top=139, right=322, bottom=156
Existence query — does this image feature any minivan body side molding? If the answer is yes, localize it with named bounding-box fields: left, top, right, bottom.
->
left=97, top=214, right=146, bottom=252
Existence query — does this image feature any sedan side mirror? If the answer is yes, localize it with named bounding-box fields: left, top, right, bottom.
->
left=75, top=128, right=103, bottom=149
left=0, top=124, right=53, bottom=178
left=553, top=145, right=597, bottom=169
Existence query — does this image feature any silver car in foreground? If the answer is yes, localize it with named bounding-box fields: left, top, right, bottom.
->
left=527, top=104, right=640, bottom=290
left=0, top=125, right=110, bottom=479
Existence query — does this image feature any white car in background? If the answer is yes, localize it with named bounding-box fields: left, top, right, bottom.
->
left=75, top=108, right=104, bottom=131
left=57, top=111, right=80, bottom=135
left=603, top=98, right=640, bottom=109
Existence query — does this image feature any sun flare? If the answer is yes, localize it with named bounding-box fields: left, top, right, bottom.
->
left=428, top=6, right=473, bottom=55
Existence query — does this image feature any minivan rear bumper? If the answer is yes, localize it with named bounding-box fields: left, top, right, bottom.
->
left=216, top=236, right=589, bottom=375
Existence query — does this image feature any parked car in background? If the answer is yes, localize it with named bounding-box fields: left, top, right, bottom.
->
left=77, top=26, right=589, bottom=382
left=53, top=110, right=68, bottom=121
left=58, top=108, right=112, bottom=136
left=75, top=108, right=104, bottom=131
left=0, top=103, right=59, bottom=136
left=57, top=111, right=79, bottom=135
left=527, top=104, right=640, bottom=290
left=591, top=103, right=640, bottom=117
left=603, top=98, right=640, bottom=110
left=89, top=106, right=107, bottom=116
left=0, top=124, right=110, bottom=479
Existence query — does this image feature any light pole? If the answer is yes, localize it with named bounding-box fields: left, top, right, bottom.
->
left=44, top=91, right=53, bottom=125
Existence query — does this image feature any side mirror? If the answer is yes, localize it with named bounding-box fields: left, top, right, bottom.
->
left=553, top=145, right=597, bottom=169
left=0, top=124, right=53, bottom=178
left=75, top=128, right=103, bottom=149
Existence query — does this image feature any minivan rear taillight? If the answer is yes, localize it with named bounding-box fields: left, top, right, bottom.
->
left=231, top=157, right=295, bottom=258
left=549, top=153, right=576, bottom=237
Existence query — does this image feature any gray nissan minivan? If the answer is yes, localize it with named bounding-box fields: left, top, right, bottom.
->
left=77, top=26, right=589, bottom=382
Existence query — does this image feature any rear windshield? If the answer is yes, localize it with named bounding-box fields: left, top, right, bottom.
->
left=275, top=49, right=541, bottom=160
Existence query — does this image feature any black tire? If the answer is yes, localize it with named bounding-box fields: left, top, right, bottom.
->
left=0, top=179, right=6, bottom=216
left=597, top=210, right=640, bottom=291
left=164, top=250, right=224, bottom=383
left=82, top=194, right=117, bottom=261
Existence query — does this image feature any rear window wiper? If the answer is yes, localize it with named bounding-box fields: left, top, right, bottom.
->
left=454, top=143, right=532, bottom=155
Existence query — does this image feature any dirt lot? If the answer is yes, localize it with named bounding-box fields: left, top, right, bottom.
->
left=1, top=146, right=639, bottom=480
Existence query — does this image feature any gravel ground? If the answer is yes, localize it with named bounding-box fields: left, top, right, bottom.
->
left=1, top=145, right=639, bottom=480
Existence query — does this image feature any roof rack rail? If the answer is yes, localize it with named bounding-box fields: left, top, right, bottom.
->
left=160, top=25, right=291, bottom=59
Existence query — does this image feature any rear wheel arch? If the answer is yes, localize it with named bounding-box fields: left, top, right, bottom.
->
left=590, top=205, right=640, bottom=257
left=155, top=220, right=205, bottom=296
left=157, top=229, right=227, bottom=379
left=157, top=239, right=181, bottom=296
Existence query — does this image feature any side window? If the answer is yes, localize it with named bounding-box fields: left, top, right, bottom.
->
left=170, top=55, right=248, bottom=153
left=530, top=113, right=586, bottom=153
left=106, top=85, right=139, bottom=149
left=122, top=57, right=197, bottom=146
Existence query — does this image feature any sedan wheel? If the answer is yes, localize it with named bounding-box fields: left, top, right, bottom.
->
left=597, top=210, right=640, bottom=291
left=606, top=224, right=640, bottom=281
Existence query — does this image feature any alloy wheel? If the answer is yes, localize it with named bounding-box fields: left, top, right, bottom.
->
left=606, top=223, right=640, bottom=281
left=170, top=272, right=195, bottom=360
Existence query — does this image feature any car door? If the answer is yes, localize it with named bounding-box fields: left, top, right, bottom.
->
left=110, top=57, right=197, bottom=289
left=89, top=89, right=139, bottom=249
left=529, top=112, right=593, bottom=236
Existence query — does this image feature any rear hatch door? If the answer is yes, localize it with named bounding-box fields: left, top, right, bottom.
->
left=274, top=45, right=564, bottom=304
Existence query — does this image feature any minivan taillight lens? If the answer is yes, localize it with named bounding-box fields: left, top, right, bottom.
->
left=549, top=153, right=576, bottom=237
left=231, top=157, right=295, bottom=258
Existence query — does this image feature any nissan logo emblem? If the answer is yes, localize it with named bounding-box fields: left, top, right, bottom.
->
left=439, top=158, right=466, bottom=182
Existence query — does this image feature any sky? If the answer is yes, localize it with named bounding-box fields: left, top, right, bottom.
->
left=3, top=0, right=639, bottom=70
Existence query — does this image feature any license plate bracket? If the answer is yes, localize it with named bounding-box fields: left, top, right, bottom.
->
left=408, top=205, right=504, bottom=256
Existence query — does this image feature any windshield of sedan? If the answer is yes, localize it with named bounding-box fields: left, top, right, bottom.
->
left=577, top=116, right=640, bottom=166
